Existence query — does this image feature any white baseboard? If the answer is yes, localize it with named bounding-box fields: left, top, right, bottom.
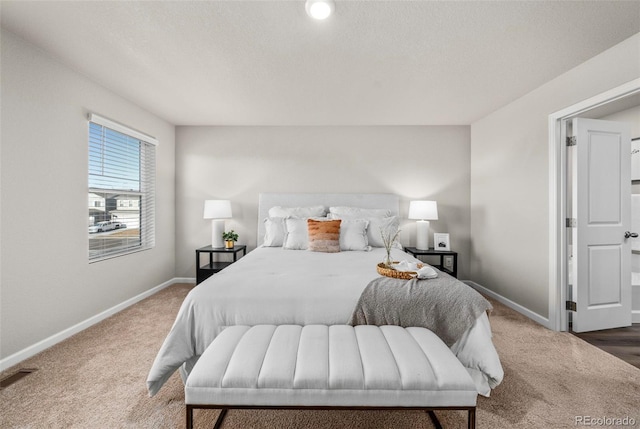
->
left=175, top=277, right=196, bottom=284
left=0, top=278, right=181, bottom=372
left=463, top=280, right=551, bottom=329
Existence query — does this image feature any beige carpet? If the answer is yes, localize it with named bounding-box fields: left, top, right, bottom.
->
left=1, top=283, right=639, bottom=429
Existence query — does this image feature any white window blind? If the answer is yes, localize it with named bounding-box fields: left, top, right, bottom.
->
left=88, top=114, right=157, bottom=261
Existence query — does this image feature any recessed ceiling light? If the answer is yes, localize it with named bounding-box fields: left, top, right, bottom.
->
left=305, top=0, right=335, bottom=20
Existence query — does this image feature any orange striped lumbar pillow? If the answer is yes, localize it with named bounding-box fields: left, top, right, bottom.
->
left=307, top=219, right=341, bottom=253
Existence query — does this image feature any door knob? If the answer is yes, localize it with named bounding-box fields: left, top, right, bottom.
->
left=624, top=231, right=638, bottom=239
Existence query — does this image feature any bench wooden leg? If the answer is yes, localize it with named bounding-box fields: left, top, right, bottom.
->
left=213, top=408, right=228, bottom=429
left=427, top=407, right=476, bottom=429
left=188, top=406, right=472, bottom=429
left=186, top=405, right=193, bottom=429
left=186, top=407, right=227, bottom=429
left=427, top=410, right=443, bottom=429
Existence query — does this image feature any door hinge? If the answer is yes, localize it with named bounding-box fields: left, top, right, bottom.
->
left=566, top=218, right=576, bottom=228
left=566, top=136, right=577, bottom=146
left=566, top=301, right=577, bottom=312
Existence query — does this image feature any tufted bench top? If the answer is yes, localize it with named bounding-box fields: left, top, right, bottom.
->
left=185, top=324, right=477, bottom=408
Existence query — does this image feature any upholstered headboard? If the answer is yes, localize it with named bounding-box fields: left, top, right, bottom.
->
left=257, top=193, right=399, bottom=245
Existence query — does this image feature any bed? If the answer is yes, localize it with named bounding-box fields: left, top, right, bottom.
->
left=147, top=193, right=503, bottom=397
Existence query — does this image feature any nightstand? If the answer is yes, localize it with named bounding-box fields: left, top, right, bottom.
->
left=196, top=245, right=247, bottom=284
left=404, top=247, right=458, bottom=278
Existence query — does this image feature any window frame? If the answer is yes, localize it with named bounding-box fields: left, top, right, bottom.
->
left=87, top=113, right=158, bottom=262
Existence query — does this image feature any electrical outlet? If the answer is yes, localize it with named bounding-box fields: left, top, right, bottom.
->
left=443, top=256, right=453, bottom=269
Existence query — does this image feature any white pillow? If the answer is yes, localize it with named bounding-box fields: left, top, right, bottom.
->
left=329, top=206, right=392, bottom=218
left=262, top=217, right=286, bottom=247
left=269, top=205, right=326, bottom=218
left=368, top=216, right=401, bottom=247
left=367, top=216, right=400, bottom=247
left=283, top=218, right=309, bottom=250
left=331, top=214, right=400, bottom=247
left=339, top=219, right=371, bottom=251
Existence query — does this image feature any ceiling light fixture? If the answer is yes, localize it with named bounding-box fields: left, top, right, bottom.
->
left=305, top=0, right=335, bottom=20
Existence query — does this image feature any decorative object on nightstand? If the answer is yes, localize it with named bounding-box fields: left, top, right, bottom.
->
left=408, top=200, right=438, bottom=250
left=404, top=247, right=458, bottom=278
left=203, top=200, right=232, bottom=248
left=433, top=233, right=450, bottom=251
left=222, top=230, right=239, bottom=249
left=196, top=245, right=247, bottom=284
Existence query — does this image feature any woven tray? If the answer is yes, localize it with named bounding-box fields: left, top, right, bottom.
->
left=376, top=262, right=423, bottom=280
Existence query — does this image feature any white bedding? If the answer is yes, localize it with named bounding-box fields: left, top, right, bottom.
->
left=147, top=247, right=503, bottom=396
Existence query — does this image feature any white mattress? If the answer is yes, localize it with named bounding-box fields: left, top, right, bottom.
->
left=147, top=247, right=503, bottom=396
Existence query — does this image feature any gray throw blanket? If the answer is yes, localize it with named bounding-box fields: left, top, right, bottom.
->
left=348, top=273, right=492, bottom=347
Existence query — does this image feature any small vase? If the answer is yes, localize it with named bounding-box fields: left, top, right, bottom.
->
left=384, top=251, right=393, bottom=268
left=225, top=240, right=234, bottom=249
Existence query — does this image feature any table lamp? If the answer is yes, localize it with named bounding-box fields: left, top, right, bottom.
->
left=408, top=200, right=438, bottom=250
left=203, top=200, right=232, bottom=248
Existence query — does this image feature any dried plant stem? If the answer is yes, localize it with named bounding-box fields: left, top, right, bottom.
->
left=380, top=226, right=400, bottom=267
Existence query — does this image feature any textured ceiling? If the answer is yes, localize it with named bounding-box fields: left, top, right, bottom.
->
left=1, top=1, right=639, bottom=126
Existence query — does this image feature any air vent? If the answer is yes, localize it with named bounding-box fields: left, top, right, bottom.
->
left=0, top=368, right=37, bottom=389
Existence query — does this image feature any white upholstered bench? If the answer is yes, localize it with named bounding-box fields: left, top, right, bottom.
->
left=185, top=325, right=477, bottom=429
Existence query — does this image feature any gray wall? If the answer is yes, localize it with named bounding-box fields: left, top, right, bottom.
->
left=600, top=104, right=640, bottom=136
left=175, top=126, right=470, bottom=278
left=470, top=33, right=640, bottom=319
left=0, top=30, right=176, bottom=359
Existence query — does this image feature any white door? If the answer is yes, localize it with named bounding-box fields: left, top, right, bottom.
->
left=571, top=118, right=632, bottom=332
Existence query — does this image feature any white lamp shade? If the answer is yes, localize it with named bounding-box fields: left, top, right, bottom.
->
left=408, top=200, right=438, bottom=220
left=203, top=200, right=232, bottom=219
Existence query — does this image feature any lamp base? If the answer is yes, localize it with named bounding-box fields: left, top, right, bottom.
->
left=415, top=220, right=430, bottom=250
left=211, top=219, right=226, bottom=248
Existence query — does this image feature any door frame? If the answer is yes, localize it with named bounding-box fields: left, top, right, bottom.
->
left=548, top=78, right=640, bottom=332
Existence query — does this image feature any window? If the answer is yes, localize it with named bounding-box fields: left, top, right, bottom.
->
left=88, top=113, right=157, bottom=261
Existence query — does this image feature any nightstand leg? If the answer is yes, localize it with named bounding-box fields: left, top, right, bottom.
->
left=453, top=255, right=458, bottom=278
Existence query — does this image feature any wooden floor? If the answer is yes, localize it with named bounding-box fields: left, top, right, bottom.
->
left=573, top=324, right=640, bottom=369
